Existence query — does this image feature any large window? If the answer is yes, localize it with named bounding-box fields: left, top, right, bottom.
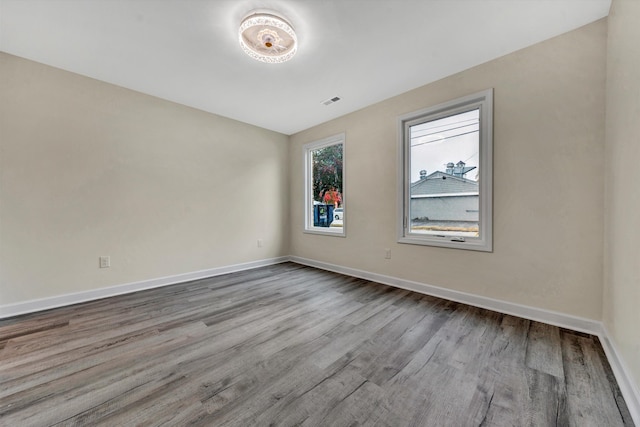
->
left=304, top=134, right=345, bottom=236
left=398, top=90, right=493, bottom=251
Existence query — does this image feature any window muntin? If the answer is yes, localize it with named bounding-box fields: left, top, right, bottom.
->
left=304, top=134, right=345, bottom=236
left=398, top=90, right=493, bottom=251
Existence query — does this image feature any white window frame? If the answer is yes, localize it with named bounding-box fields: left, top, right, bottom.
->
left=397, top=89, right=493, bottom=252
left=304, top=133, right=346, bottom=237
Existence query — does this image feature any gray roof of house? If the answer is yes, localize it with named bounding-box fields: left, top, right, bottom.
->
left=411, top=171, right=478, bottom=196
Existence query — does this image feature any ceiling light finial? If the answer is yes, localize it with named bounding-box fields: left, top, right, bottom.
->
left=239, top=10, right=297, bottom=64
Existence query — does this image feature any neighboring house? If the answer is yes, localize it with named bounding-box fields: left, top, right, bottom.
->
left=410, top=161, right=479, bottom=225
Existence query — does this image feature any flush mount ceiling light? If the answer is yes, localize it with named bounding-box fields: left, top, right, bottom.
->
left=238, top=11, right=297, bottom=63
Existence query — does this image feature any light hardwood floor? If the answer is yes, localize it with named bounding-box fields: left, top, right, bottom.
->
left=0, top=263, right=634, bottom=426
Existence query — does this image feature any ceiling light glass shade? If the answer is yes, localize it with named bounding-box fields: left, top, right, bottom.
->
left=239, top=12, right=297, bottom=63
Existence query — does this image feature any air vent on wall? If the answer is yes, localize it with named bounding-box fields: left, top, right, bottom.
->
left=321, top=96, right=341, bottom=106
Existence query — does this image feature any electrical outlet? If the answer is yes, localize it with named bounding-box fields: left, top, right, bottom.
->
left=384, top=248, right=391, bottom=259
left=257, top=239, right=263, bottom=248
left=99, top=256, right=110, bottom=268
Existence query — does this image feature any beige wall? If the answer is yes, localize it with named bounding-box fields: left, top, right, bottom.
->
left=0, top=21, right=610, bottom=322
left=604, top=0, right=640, bottom=395
left=0, top=53, right=290, bottom=305
left=290, top=20, right=607, bottom=319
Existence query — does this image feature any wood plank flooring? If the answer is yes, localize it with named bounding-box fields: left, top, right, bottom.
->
left=0, top=262, right=634, bottom=426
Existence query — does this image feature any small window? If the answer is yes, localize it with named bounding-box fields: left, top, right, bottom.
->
left=397, top=89, right=493, bottom=251
left=304, top=134, right=345, bottom=236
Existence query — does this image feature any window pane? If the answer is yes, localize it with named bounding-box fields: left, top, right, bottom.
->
left=304, top=134, right=345, bottom=236
left=398, top=89, right=492, bottom=251
left=312, top=144, right=343, bottom=230
left=409, top=109, right=480, bottom=238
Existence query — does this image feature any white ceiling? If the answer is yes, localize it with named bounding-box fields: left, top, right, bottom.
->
left=0, top=0, right=611, bottom=135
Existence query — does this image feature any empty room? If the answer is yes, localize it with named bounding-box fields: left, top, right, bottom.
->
left=1, top=0, right=638, bottom=425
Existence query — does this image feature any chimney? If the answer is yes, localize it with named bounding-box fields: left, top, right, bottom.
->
left=419, top=170, right=427, bottom=180
left=446, top=162, right=455, bottom=175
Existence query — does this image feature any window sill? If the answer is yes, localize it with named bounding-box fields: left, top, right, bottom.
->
left=304, top=227, right=346, bottom=237
left=398, top=235, right=492, bottom=252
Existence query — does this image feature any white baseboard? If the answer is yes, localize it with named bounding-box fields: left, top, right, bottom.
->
left=290, top=256, right=601, bottom=334
left=598, top=325, right=640, bottom=426
left=290, top=256, right=640, bottom=425
left=0, top=256, right=289, bottom=319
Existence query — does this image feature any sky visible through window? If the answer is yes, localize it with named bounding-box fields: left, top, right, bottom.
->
left=410, top=109, right=480, bottom=182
